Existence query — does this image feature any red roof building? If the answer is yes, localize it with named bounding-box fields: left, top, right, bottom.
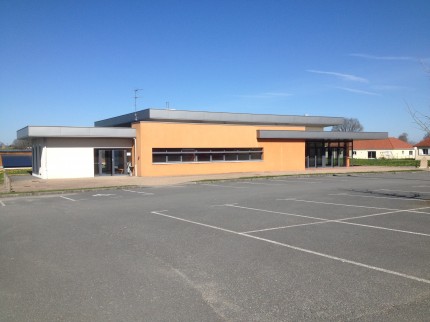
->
left=414, top=137, right=430, bottom=159
left=353, top=137, right=415, bottom=159
left=414, top=137, right=430, bottom=147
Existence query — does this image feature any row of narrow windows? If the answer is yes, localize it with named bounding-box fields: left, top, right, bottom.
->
left=152, top=148, right=263, bottom=163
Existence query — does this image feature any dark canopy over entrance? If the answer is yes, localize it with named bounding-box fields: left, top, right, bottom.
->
left=305, top=140, right=353, bottom=168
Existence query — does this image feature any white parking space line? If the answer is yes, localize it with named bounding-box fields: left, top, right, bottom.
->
left=60, top=196, right=76, bottom=202
left=0, top=200, right=5, bottom=207
left=228, top=204, right=430, bottom=237
left=334, top=221, right=430, bottom=237
left=151, top=211, right=239, bottom=234
left=277, top=198, right=396, bottom=210
left=200, top=183, right=248, bottom=189
left=148, top=210, right=430, bottom=285
left=122, top=189, right=154, bottom=195
left=243, top=220, right=330, bottom=233
left=224, top=204, right=324, bottom=221
left=242, top=234, right=430, bottom=285
left=329, top=193, right=428, bottom=202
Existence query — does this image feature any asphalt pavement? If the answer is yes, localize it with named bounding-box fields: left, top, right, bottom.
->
left=1, top=171, right=429, bottom=321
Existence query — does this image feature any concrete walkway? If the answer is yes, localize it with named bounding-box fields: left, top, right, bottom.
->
left=1, top=166, right=423, bottom=195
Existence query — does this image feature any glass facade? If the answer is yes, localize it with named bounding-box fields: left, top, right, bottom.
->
left=94, top=149, right=131, bottom=175
left=305, top=140, right=352, bottom=168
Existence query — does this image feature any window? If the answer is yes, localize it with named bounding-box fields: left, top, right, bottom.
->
left=368, top=151, right=376, bottom=159
left=422, top=148, right=429, bottom=155
left=152, top=148, right=263, bottom=163
left=409, top=151, right=413, bottom=156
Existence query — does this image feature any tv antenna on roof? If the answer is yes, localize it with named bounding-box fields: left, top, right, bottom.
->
left=134, top=89, right=143, bottom=121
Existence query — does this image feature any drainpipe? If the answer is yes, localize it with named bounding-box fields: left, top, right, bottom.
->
left=133, top=138, right=137, bottom=176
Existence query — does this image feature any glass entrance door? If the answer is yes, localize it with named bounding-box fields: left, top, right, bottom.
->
left=94, top=149, right=113, bottom=175
left=306, top=141, right=349, bottom=168
left=94, top=149, right=130, bottom=176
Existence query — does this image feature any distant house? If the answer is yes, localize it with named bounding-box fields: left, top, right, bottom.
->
left=414, top=137, right=430, bottom=160
left=353, top=137, right=415, bottom=159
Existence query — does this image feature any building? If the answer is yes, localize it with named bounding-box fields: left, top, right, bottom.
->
left=0, top=150, right=32, bottom=169
left=414, top=137, right=430, bottom=160
left=352, top=137, right=415, bottom=159
left=17, top=109, right=387, bottom=179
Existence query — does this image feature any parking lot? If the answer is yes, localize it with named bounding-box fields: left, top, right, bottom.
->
left=1, top=172, right=429, bottom=321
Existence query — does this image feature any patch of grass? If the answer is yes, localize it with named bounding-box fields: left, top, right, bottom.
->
left=4, top=168, right=32, bottom=176
left=351, top=158, right=419, bottom=167
left=0, top=168, right=32, bottom=185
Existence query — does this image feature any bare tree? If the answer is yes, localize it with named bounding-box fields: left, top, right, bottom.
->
left=398, top=132, right=409, bottom=142
left=331, top=118, right=363, bottom=132
left=408, top=62, right=430, bottom=137
left=408, top=105, right=430, bottom=138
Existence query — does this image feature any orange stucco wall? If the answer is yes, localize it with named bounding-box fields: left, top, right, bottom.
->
left=132, top=122, right=306, bottom=177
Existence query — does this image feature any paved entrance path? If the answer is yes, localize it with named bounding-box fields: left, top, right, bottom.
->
left=3, top=166, right=421, bottom=194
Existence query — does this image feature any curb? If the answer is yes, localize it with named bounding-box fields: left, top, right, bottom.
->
left=0, top=168, right=424, bottom=199
left=3, top=172, right=11, bottom=193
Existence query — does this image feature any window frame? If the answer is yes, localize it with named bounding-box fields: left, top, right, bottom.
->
left=152, top=148, right=264, bottom=164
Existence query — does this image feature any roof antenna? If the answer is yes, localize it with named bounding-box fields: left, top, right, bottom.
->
left=134, top=89, right=143, bottom=121
left=166, top=101, right=170, bottom=110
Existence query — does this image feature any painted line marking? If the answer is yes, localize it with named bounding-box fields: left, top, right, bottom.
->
left=334, top=221, right=430, bottom=237
left=337, top=206, right=430, bottom=220
left=277, top=198, right=396, bottom=210
left=92, top=193, right=115, bottom=197
left=244, top=218, right=430, bottom=237
left=243, top=220, right=330, bottom=234
left=199, top=183, right=247, bottom=189
left=151, top=211, right=239, bottom=234
left=149, top=210, right=430, bottom=285
left=0, top=200, right=5, bottom=206
left=122, top=189, right=154, bottom=195
left=226, top=204, right=430, bottom=237
left=211, top=203, right=238, bottom=207
left=329, top=193, right=428, bottom=202
left=224, top=204, right=324, bottom=221
left=60, top=196, right=76, bottom=202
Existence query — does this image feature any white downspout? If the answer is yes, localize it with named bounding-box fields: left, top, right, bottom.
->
left=133, top=137, right=137, bottom=176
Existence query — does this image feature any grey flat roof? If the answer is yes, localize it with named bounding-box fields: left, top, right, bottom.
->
left=17, top=126, right=136, bottom=139
left=257, top=130, right=388, bottom=140
left=95, top=108, right=345, bottom=127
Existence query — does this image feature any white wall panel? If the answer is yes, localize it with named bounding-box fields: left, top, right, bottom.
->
left=46, top=147, right=94, bottom=179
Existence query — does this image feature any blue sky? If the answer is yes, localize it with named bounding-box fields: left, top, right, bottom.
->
left=1, top=0, right=429, bottom=144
